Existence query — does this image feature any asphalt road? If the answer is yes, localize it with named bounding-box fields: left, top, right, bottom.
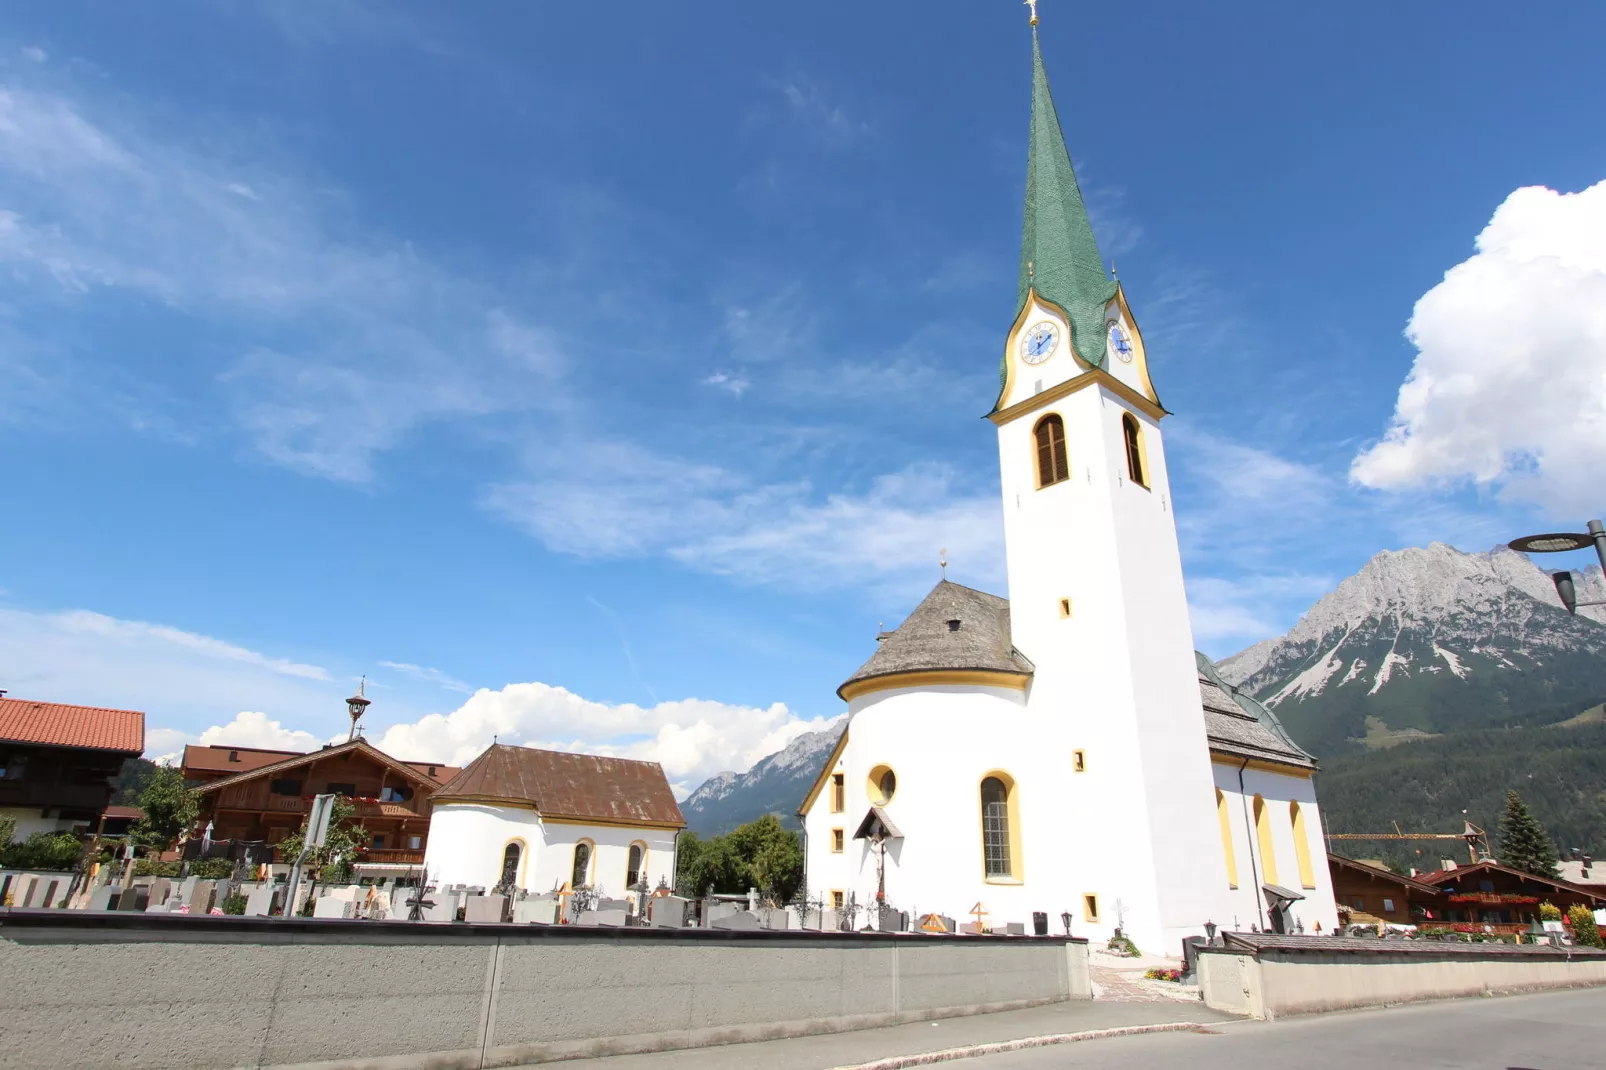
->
left=943, top=988, right=1606, bottom=1069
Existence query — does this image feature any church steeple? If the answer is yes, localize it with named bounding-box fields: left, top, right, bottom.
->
left=1017, top=29, right=1117, bottom=369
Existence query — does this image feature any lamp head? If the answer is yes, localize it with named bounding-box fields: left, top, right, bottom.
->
left=1552, top=571, right=1579, bottom=614
left=1510, top=532, right=1593, bottom=553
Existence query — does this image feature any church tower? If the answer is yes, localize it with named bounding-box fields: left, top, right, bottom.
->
left=990, top=25, right=1230, bottom=949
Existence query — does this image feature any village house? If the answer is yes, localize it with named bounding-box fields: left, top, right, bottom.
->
left=1, top=696, right=145, bottom=842
left=186, top=738, right=459, bottom=868
left=1328, top=854, right=1444, bottom=927
left=1412, top=859, right=1606, bottom=933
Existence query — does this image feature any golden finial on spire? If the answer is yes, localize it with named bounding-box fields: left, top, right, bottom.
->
left=1025, top=0, right=1040, bottom=26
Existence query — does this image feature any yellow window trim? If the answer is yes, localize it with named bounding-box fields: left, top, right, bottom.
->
left=1290, top=801, right=1317, bottom=889
left=1072, top=749, right=1086, bottom=773
left=830, top=827, right=845, bottom=853
left=796, top=729, right=851, bottom=817
left=829, top=772, right=846, bottom=814
left=501, top=836, right=530, bottom=890
left=839, top=669, right=1030, bottom=703
left=1253, top=795, right=1280, bottom=887
left=1121, top=412, right=1151, bottom=490
left=866, top=764, right=897, bottom=806
left=1216, top=789, right=1239, bottom=889
left=977, top=769, right=1025, bottom=884
left=1082, top=893, right=1100, bottom=923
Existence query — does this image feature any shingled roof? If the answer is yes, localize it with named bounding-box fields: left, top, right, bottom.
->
left=434, top=744, right=685, bottom=829
left=0, top=697, right=145, bottom=754
left=1196, top=653, right=1316, bottom=770
left=839, top=581, right=1035, bottom=699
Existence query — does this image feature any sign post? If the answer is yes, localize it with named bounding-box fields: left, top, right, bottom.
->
left=282, top=793, right=337, bottom=919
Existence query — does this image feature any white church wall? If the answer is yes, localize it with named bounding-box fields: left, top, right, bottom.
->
left=424, top=803, right=545, bottom=891
left=532, top=822, right=676, bottom=900
left=1212, top=762, right=1340, bottom=936
left=997, top=298, right=1072, bottom=411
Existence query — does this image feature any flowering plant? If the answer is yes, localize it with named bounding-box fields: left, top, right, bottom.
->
left=1143, top=968, right=1183, bottom=982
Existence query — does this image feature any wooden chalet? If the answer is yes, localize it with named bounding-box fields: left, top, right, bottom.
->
left=185, top=739, right=459, bottom=866
left=1328, top=854, right=1444, bottom=927
left=1412, top=859, right=1606, bottom=934
left=0, top=697, right=145, bottom=840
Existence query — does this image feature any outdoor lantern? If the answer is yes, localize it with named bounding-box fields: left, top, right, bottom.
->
left=1553, top=571, right=1579, bottom=614
left=1204, top=919, right=1218, bottom=943
left=1060, top=911, right=1072, bottom=935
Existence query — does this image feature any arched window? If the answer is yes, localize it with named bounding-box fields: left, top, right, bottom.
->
left=1290, top=802, right=1316, bottom=889
left=1253, top=795, right=1279, bottom=886
left=1216, top=789, right=1238, bottom=889
left=981, top=776, right=1014, bottom=879
left=1122, top=413, right=1146, bottom=486
left=571, top=841, right=592, bottom=889
left=867, top=765, right=897, bottom=805
left=499, top=841, right=522, bottom=891
left=626, top=842, right=646, bottom=889
left=1034, top=414, right=1069, bottom=488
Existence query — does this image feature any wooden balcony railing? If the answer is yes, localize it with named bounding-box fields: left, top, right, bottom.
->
left=361, top=849, right=426, bottom=865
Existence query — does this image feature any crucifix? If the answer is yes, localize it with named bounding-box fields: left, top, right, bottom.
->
left=556, top=881, right=575, bottom=924
left=1024, top=0, right=1040, bottom=26
left=970, top=901, right=990, bottom=933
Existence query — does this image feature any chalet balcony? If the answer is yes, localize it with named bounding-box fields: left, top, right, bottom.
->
left=0, top=781, right=111, bottom=812
left=210, top=782, right=426, bottom=819
left=361, top=849, right=427, bottom=865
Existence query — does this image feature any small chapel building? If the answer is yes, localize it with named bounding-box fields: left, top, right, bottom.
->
left=422, top=744, right=684, bottom=898
left=799, top=20, right=1339, bottom=953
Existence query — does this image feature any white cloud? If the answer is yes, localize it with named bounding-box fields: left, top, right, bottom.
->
left=20, top=46, right=47, bottom=63
left=0, top=602, right=343, bottom=738
left=370, top=684, right=841, bottom=797
left=702, top=371, right=751, bottom=397
left=486, top=454, right=1002, bottom=594
left=0, top=81, right=565, bottom=481
left=380, top=661, right=473, bottom=695
left=146, top=711, right=329, bottom=762
left=780, top=81, right=870, bottom=147
left=1187, top=574, right=1335, bottom=649
left=1352, top=181, right=1606, bottom=517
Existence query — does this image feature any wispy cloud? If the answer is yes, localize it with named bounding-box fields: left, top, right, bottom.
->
left=780, top=80, right=871, bottom=147
left=379, top=660, right=474, bottom=695
left=702, top=371, right=751, bottom=397
left=20, top=46, right=46, bottom=64
left=0, top=79, right=565, bottom=481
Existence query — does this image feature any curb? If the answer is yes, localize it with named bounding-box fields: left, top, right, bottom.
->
left=824, top=1022, right=1207, bottom=1070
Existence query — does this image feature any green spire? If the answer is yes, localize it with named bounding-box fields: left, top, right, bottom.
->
left=1017, top=28, right=1117, bottom=368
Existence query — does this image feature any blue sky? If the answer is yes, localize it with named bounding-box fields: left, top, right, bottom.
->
left=2, top=1, right=1603, bottom=790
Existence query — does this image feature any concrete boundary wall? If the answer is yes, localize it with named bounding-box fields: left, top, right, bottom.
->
left=1198, top=934, right=1606, bottom=1020
left=0, top=908, right=1090, bottom=1070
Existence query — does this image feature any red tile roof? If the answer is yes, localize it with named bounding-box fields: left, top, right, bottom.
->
left=0, top=697, right=144, bottom=754
left=182, top=745, right=304, bottom=776
left=435, top=744, right=684, bottom=828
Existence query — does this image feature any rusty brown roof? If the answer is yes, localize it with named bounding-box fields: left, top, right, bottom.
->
left=0, top=697, right=144, bottom=754
left=192, top=739, right=445, bottom=797
left=182, top=745, right=303, bottom=776
left=434, top=744, right=685, bottom=828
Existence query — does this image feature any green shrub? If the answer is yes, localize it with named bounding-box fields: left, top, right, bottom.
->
left=0, top=831, right=83, bottom=871
left=1540, top=901, right=1563, bottom=921
left=1568, top=905, right=1603, bottom=949
left=133, top=860, right=183, bottom=878
left=188, top=858, right=235, bottom=880
left=219, top=893, right=249, bottom=916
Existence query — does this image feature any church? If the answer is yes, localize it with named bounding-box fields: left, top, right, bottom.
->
left=799, top=20, right=1339, bottom=953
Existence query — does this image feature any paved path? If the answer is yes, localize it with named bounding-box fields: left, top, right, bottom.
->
left=1085, top=950, right=1197, bottom=1003
left=930, top=987, right=1606, bottom=1068
left=580, top=1000, right=1230, bottom=1070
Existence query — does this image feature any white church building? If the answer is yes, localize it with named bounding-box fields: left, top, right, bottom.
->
left=423, top=744, right=683, bottom=900
left=799, top=24, right=1339, bottom=954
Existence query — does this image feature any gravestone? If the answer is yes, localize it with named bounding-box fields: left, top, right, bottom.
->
left=313, top=896, right=355, bottom=919
left=802, top=907, right=839, bottom=931
left=421, top=895, right=458, bottom=923
left=147, top=878, right=172, bottom=909
left=1003, top=922, right=1025, bottom=936
left=959, top=922, right=986, bottom=935
left=705, top=901, right=743, bottom=924
left=877, top=906, right=907, bottom=932
left=1181, top=936, right=1206, bottom=983
left=514, top=897, right=560, bottom=925
left=121, top=886, right=151, bottom=912
left=176, top=876, right=200, bottom=906
left=596, top=897, right=632, bottom=913
left=759, top=907, right=791, bottom=931
left=649, top=895, right=688, bottom=928
left=87, top=885, right=120, bottom=912
left=187, top=881, right=218, bottom=914
left=1033, top=912, right=1049, bottom=936
left=464, top=894, right=507, bottom=924
left=32, top=879, right=61, bottom=909
left=576, top=907, right=630, bottom=927
left=245, top=885, right=278, bottom=917
left=711, top=910, right=761, bottom=931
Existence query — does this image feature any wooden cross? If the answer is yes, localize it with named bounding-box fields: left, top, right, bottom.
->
left=970, top=901, right=990, bottom=932
left=556, top=881, right=574, bottom=924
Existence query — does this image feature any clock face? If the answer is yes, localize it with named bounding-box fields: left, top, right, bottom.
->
left=1020, top=321, right=1059, bottom=365
left=1107, top=321, right=1134, bottom=363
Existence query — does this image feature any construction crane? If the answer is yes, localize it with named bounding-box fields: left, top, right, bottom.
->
left=1325, top=821, right=1489, bottom=865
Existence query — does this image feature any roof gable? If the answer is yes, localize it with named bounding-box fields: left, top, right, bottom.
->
left=1197, top=653, right=1316, bottom=771
left=0, top=697, right=144, bottom=754
left=1413, top=859, right=1606, bottom=901
left=435, top=744, right=684, bottom=828
left=193, top=739, right=441, bottom=796
left=1327, top=854, right=1443, bottom=896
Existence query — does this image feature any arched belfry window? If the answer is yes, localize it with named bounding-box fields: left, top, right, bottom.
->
left=571, top=841, right=592, bottom=888
left=1034, top=414, right=1069, bottom=488
left=981, top=776, right=1014, bottom=879
left=1122, top=413, right=1147, bottom=487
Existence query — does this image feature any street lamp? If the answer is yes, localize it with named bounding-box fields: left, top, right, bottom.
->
left=1060, top=911, right=1073, bottom=936
left=1508, top=520, right=1606, bottom=615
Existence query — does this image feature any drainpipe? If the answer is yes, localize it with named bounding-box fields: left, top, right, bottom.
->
left=1237, top=757, right=1266, bottom=931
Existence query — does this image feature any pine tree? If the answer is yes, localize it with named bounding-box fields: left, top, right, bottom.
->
left=1497, top=790, right=1560, bottom=879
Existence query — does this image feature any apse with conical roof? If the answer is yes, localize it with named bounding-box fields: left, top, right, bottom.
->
left=1017, top=29, right=1118, bottom=370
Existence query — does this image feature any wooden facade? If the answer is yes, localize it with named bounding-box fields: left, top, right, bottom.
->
left=186, top=740, right=458, bottom=865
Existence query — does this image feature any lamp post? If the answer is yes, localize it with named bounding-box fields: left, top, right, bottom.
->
left=1508, top=521, right=1606, bottom=614
left=1060, top=910, right=1073, bottom=936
